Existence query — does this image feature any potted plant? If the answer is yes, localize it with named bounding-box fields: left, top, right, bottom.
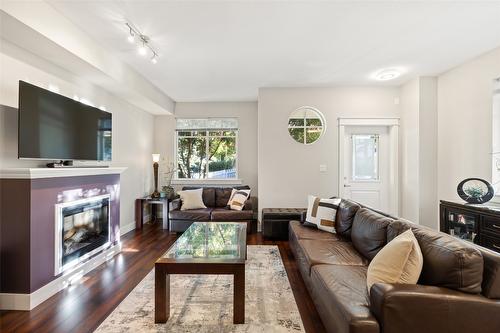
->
left=161, top=162, right=177, bottom=199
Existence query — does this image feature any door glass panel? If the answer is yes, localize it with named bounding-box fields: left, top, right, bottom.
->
left=352, top=134, right=379, bottom=181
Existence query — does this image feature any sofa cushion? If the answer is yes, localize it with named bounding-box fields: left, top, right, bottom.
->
left=182, top=187, right=216, bottom=207
left=215, top=188, right=233, bottom=207
left=214, top=186, right=251, bottom=207
left=480, top=247, right=500, bottom=299
left=289, top=220, right=341, bottom=241
left=309, top=265, right=379, bottom=333
left=169, top=208, right=212, bottom=221
left=211, top=208, right=253, bottom=221
left=298, top=240, right=369, bottom=271
left=336, top=199, right=361, bottom=239
left=351, top=208, right=392, bottom=260
left=389, top=219, right=484, bottom=294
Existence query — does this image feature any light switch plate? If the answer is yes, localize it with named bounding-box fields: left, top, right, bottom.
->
left=319, top=164, right=327, bottom=172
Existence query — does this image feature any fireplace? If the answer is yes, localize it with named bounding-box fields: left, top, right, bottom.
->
left=54, top=194, right=111, bottom=275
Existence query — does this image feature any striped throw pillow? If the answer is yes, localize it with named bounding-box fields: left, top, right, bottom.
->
left=228, top=189, right=251, bottom=211
left=306, top=195, right=341, bottom=233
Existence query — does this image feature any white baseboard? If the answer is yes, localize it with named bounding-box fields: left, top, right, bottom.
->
left=0, top=243, right=121, bottom=311
left=120, top=221, right=136, bottom=235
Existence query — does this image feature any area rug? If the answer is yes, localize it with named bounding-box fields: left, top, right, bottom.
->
left=95, top=245, right=304, bottom=332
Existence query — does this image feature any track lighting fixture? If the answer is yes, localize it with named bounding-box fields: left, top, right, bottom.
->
left=127, top=25, right=135, bottom=43
left=125, top=22, right=159, bottom=64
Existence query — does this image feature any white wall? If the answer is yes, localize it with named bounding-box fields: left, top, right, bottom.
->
left=154, top=102, right=258, bottom=191
left=400, top=78, right=420, bottom=222
left=438, top=46, right=500, bottom=203
left=418, top=77, right=438, bottom=228
left=258, top=87, right=400, bottom=211
left=0, top=46, right=155, bottom=235
left=399, top=77, right=438, bottom=228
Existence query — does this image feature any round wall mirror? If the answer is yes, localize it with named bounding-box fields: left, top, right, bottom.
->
left=288, top=106, right=326, bottom=144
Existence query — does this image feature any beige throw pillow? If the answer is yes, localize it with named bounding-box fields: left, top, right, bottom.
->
left=367, top=229, right=423, bottom=293
left=178, top=188, right=207, bottom=211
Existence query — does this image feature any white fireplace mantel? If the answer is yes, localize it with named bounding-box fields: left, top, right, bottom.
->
left=0, top=167, right=127, bottom=179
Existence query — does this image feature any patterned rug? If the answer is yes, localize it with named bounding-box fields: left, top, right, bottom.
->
left=95, top=245, right=304, bottom=332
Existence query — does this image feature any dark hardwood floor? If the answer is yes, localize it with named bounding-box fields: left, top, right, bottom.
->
left=0, top=222, right=326, bottom=333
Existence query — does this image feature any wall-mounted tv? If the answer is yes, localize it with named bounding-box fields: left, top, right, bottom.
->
left=18, top=81, right=112, bottom=161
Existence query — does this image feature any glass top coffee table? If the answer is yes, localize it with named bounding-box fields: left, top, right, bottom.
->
left=154, top=222, right=247, bottom=324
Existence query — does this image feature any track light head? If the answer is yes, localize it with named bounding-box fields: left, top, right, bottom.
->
left=138, top=44, right=147, bottom=56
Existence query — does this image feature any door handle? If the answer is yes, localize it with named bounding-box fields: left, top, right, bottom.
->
left=344, top=184, right=351, bottom=188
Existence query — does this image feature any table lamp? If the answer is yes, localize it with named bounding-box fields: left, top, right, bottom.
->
left=152, top=153, right=161, bottom=198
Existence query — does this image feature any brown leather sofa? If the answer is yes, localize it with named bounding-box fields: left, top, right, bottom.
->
left=290, top=198, right=500, bottom=333
left=169, top=186, right=257, bottom=233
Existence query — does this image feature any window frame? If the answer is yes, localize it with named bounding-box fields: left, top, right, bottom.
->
left=287, top=106, right=326, bottom=145
left=174, top=119, right=239, bottom=181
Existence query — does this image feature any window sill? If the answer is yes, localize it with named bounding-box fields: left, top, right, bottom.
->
left=171, top=178, right=243, bottom=186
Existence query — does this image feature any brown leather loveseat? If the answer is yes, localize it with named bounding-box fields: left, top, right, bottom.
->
left=290, top=198, right=500, bottom=333
left=169, top=186, right=257, bottom=233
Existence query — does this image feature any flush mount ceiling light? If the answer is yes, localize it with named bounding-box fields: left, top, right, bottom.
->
left=373, top=68, right=402, bottom=81
left=125, top=22, right=159, bottom=64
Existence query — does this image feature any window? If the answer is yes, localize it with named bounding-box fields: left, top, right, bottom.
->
left=176, top=118, right=238, bottom=179
left=352, top=134, right=379, bottom=181
left=288, top=106, right=325, bottom=144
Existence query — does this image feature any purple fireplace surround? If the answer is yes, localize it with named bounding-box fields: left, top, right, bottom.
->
left=0, top=174, right=120, bottom=294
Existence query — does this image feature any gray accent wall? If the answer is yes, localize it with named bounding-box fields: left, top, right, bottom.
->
left=0, top=174, right=120, bottom=293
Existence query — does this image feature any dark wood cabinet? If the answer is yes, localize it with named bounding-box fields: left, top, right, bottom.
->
left=440, top=200, right=500, bottom=253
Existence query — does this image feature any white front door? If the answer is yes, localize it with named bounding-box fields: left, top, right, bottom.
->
left=342, top=126, right=390, bottom=212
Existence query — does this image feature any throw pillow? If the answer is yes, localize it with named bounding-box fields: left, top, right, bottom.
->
left=305, top=195, right=341, bottom=233
left=228, top=189, right=251, bottom=211
left=178, top=188, right=207, bottom=211
left=367, top=229, right=423, bottom=293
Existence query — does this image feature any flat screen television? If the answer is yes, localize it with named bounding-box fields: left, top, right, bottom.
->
left=18, top=81, right=112, bottom=161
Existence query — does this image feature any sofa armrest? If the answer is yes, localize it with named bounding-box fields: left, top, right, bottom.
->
left=170, top=198, right=181, bottom=211
left=300, top=210, right=307, bottom=223
left=370, top=283, right=500, bottom=333
left=244, top=196, right=257, bottom=214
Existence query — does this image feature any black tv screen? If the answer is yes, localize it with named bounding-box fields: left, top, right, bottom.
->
left=18, top=81, right=112, bottom=161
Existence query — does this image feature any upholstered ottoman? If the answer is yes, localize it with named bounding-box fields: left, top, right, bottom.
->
left=262, top=208, right=307, bottom=239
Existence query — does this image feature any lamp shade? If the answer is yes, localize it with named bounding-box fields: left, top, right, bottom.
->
left=152, top=154, right=160, bottom=163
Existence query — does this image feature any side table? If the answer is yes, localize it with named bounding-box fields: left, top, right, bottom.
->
left=135, top=196, right=178, bottom=230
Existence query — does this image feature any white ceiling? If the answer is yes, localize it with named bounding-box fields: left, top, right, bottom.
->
left=47, top=0, right=500, bottom=102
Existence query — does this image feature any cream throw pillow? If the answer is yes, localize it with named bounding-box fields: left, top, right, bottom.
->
left=367, top=229, right=423, bottom=293
left=178, top=188, right=207, bottom=211
left=306, top=195, right=341, bottom=233
left=228, top=189, right=251, bottom=211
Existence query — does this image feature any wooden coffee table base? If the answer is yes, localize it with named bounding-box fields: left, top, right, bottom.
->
left=154, top=262, right=246, bottom=324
